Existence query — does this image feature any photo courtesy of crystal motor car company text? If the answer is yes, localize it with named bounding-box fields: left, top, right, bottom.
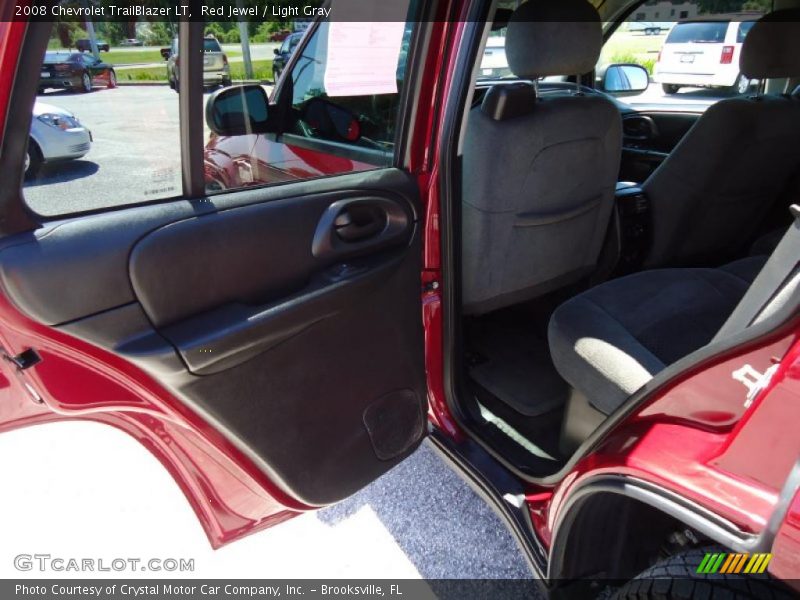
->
left=1, top=0, right=800, bottom=598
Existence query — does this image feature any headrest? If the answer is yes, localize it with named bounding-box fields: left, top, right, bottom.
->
left=505, top=0, right=602, bottom=79
left=740, top=9, right=800, bottom=79
left=481, top=83, right=537, bottom=120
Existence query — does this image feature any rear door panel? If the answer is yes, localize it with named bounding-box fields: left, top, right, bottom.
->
left=0, top=168, right=427, bottom=507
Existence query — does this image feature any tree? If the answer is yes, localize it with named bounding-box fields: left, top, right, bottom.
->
left=97, top=22, right=128, bottom=45
left=144, top=22, right=175, bottom=46
left=225, top=29, right=242, bottom=44
left=54, top=22, right=84, bottom=49
left=693, top=0, right=770, bottom=14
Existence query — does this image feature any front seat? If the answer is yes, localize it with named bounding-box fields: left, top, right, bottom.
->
left=461, top=0, right=622, bottom=315
left=642, top=10, right=800, bottom=268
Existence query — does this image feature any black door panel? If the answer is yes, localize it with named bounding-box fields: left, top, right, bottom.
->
left=0, top=169, right=416, bottom=325
left=619, top=111, right=701, bottom=182
left=129, top=191, right=416, bottom=376
left=0, top=168, right=427, bottom=507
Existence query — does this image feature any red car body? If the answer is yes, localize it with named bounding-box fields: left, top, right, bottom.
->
left=1, top=3, right=799, bottom=593
left=204, top=132, right=376, bottom=190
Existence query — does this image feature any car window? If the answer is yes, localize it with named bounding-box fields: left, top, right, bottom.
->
left=203, top=16, right=417, bottom=195
left=737, top=21, right=756, bottom=43
left=665, top=21, right=728, bottom=44
left=597, top=0, right=773, bottom=106
left=280, top=37, right=292, bottom=54
left=22, top=11, right=418, bottom=213
left=203, top=38, right=222, bottom=53
left=22, top=23, right=181, bottom=217
left=290, top=22, right=409, bottom=146
left=478, top=29, right=512, bottom=80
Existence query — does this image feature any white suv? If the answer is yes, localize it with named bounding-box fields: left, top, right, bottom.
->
left=653, top=15, right=759, bottom=94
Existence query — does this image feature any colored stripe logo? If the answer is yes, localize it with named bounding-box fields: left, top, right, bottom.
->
left=697, top=552, right=773, bottom=574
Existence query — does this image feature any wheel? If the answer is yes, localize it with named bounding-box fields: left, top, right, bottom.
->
left=612, top=547, right=792, bottom=600
left=107, top=69, right=116, bottom=89
left=222, top=78, right=232, bottom=87
left=662, top=84, right=680, bottom=94
left=24, top=140, right=42, bottom=180
left=78, top=71, right=92, bottom=93
left=732, top=73, right=751, bottom=95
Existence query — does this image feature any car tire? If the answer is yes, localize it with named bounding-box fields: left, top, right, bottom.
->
left=78, top=71, right=92, bottom=93
left=222, top=78, right=232, bottom=87
left=612, top=547, right=791, bottom=600
left=662, top=84, right=680, bottom=94
left=107, top=69, right=117, bottom=89
left=25, top=140, right=43, bottom=180
left=732, top=73, right=751, bottom=95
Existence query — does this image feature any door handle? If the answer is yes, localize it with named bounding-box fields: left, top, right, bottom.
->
left=334, top=207, right=387, bottom=242
left=312, top=197, right=412, bottom=260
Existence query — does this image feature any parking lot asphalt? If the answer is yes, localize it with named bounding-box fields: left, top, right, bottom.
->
left=23, top=82, right=730, bottom=217
left=26, top=86, right=184, bottom=216
left=0, top=421, right=535, bottom=581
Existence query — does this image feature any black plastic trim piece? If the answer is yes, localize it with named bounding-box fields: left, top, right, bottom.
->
left=395, top=1, right=434, bottom=169
left=0, top=20, right=46, bottom=236
left=548, top=475, right=757, bottom=580
left=179, top=21, right=205, bottom=198
left=163, top=250, right=408, bottom=375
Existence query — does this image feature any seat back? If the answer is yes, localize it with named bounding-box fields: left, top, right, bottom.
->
left=461, top=0, right=621, bottom=315
left=644, top=10, right=800, bottom=268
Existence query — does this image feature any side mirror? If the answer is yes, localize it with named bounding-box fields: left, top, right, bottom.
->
left=599, top=63, right=650, bottom=95
left=161, top=48, right=171, bottom=61
left=273, top=48, right=280, bottom=56
left=302, top=97, right=361, bottom=143
left=206, top=84, right=271, bottom=136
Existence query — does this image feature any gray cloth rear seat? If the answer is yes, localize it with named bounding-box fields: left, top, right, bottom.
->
left=548, top=256, right=767, bottom=415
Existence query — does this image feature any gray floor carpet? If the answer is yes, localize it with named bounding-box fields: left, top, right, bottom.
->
left=468, top=319, right=568, bottom=417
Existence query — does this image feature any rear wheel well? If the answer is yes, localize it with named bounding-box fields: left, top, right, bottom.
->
left=551, top=493, right=708, bottom=582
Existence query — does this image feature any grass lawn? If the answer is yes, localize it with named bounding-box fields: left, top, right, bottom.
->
left=599, top=31, right=666, bottom=73
left=104, top=49, right=167, bottom=64
left=117, top=59, right=274, bottom=82
left=46, top=47, right=243, bottom=66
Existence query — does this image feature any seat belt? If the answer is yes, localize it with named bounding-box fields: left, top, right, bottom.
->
left=714, top=205, right=800, bottom=341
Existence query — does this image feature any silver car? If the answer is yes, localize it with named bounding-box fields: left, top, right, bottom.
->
left=26, top=101, right=92, bottom=179
left=166, top=35, right=231, bottom=91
